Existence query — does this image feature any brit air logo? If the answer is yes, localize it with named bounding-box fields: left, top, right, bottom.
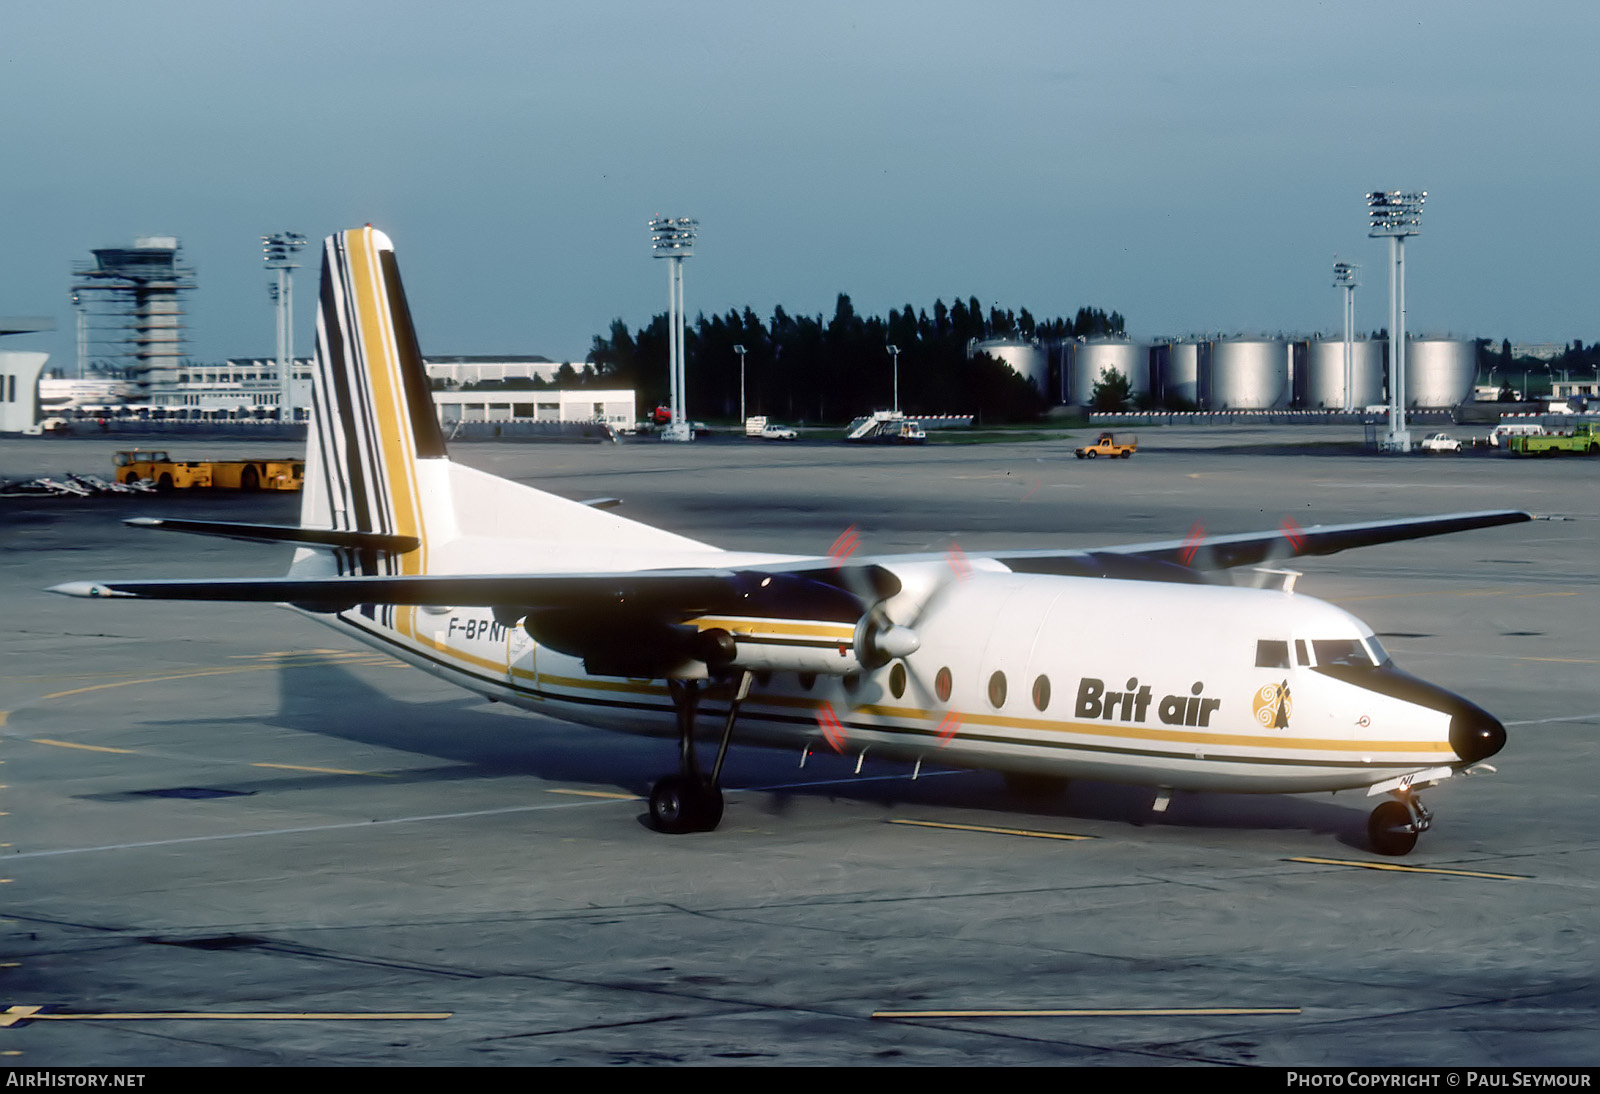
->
left=1253, top=680, right=1292, bottom=730
left=1075, top=677, right=1222, bottom=727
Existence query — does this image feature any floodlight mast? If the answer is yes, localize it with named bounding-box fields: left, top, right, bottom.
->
left=1367, top=191, right=1424, bottom=451
left=649, top=217, right=698, bottom=442
left=734, top=343, right=747, bottom=424
left=886, top=344, right=900, bottom=413
left=263, top=232, right=307, bottom=422
left=1333, top=259, right=1360, bottom=412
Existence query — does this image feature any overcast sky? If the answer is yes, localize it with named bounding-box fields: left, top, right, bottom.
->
left=3, top=1, right=1596, bottom=371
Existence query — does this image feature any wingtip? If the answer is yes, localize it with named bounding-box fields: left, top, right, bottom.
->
left=48, top=581, right=125, bottom=599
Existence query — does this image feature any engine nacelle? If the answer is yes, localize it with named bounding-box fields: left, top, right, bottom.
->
left=693, top=613, right=919, bottom=677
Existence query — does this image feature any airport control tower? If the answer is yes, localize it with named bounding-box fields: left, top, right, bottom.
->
left=71, top=237, right=196, bottom=398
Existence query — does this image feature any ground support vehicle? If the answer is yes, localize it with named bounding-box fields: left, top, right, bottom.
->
left=1507, top=423, right=1600, bottom=456
left=744, top=416, right=797, bottom=440
left=1075, top=431, right=1138, bottom=459
left=844, top=411, right=927, bottom=444
left=113, top=450, right=305, bottom=491
left=1420, top=433, right=1463, bottom=453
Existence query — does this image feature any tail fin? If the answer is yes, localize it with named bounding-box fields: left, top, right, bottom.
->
left=301, top=227, right=446, bottom=576
left=296, top=227, right=713, bottom=583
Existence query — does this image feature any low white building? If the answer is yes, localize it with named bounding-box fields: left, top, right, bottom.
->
left=424, top=356, right=572, bottom=386
left=0, top=318, right=54, bottom=433
left=432, top=388, right=635, bottom=429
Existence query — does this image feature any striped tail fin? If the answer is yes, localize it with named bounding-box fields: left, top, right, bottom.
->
left=300, top=227, right=448, bottom=577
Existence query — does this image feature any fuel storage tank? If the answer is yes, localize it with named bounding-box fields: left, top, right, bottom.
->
left=1068, top=338, right=1150, bottom=406
left=972, top=339, right=1048, bottom=392
left=1404, top=337, right=1476, bottom=408
left=1153, top=340, right=1205, bottom=407
left=1205, top=338, right=1289, bottom=409
left=1302, top=338, right=1384, bottom=409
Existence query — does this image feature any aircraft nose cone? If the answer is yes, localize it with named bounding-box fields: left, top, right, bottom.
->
left=1450, top=704, right=1507, bottom=764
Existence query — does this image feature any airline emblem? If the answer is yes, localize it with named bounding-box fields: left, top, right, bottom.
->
left=1253, top=681, right=1292, bottom=729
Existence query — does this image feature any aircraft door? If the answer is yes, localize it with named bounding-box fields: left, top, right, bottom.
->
left=507, top=620, right=537, bottom=691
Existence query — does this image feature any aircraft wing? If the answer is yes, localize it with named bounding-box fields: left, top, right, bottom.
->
left=47, top=567, right=891, bottom=620
left=50, top=511, right=1532, bottom=609
left=984, top=509, right=1533, bottom=577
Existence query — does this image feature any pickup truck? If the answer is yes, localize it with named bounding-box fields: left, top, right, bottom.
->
left=1075, top=431, right=1137, bottom=459
left=1507, top=422, right=1600, bottom=456
left=744, top=416, right=796, bottom=440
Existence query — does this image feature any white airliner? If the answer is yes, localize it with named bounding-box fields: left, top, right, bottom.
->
left=52, top=227, right=1525, bottom=856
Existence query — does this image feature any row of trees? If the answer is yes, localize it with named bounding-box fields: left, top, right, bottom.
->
left=583, top=297, right=1126, bottom=424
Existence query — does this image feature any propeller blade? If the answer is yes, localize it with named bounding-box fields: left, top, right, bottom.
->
left=815, top=702, right=848, bottom=753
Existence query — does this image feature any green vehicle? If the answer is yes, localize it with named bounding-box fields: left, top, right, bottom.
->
left=1507, top=422, right=1600, bottom=456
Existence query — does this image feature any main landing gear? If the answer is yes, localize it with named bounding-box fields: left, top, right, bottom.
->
left=648, top=672, right=752, bottom=834
left=1367, top=791, right=1432, bottom=856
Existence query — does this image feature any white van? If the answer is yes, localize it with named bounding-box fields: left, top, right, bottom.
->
left=1489, top=422, right=1546, bottom=448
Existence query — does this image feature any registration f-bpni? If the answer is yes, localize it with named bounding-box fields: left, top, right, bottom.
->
left=52, top=228, right=1523, bottom=856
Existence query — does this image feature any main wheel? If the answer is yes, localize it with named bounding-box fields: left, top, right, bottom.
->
left=241, top=466, right=260, bottom=491
left=649, top=775, right=724, bottom=834
left=1368, top=800, right=1418, bottom=856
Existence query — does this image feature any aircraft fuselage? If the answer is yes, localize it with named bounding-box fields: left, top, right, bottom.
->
left=320, top=565, right=1497, bottom=796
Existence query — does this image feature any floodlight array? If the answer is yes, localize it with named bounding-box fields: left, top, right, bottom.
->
left=1366, top=191, right=1425, bottom=237
left=263, top=231, right=308, bottom=267
left=649, top=217, right=699, bottom=257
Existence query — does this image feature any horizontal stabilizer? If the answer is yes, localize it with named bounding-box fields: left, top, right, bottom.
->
left=125, top=517, right=420, bottom=553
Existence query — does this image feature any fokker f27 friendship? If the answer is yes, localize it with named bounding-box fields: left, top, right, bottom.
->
left=53, top=227, right=1526, bottom=856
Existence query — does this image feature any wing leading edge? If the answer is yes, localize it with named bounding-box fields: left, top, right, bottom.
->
left=51, top=510, right=1532, bottom=609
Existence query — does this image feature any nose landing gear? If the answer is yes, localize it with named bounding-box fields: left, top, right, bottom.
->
left=1368, top=792, right=1432, bottom=856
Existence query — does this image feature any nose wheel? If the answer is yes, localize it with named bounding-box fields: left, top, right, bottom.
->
left=1368, top=793, right=1432, bottom=856
left=649, top=673, right=750, bottom=834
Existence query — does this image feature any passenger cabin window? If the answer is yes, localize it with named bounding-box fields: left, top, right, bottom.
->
left=935, top=667, right=953, bottom=703
left=1032, top=675, right=1051, bottom=712
left=987, top=671, right=1007, bottom=709
left=1255, top=640, right=1290, bottom=669
left=889, top=662, right=907, bottom=699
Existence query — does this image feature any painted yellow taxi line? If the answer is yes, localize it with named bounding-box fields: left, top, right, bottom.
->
left=251, top=762, right=393, bottom=777
left=1287, top=856, right=1529, bottom=880
left=889, top=818, right=1093, bottom=841
left=29, top=737, right=390, bottom=777
left=545, top=788, right=640, bottom=801
left=30, top=739, right=137, bottom=755
left=873, top=1006, right=1300, bottom=1019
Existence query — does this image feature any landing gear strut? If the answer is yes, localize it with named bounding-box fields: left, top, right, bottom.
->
left=1368, top=791, right=1432, bottom=856
left=648, top=672, right=751, bottom=834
